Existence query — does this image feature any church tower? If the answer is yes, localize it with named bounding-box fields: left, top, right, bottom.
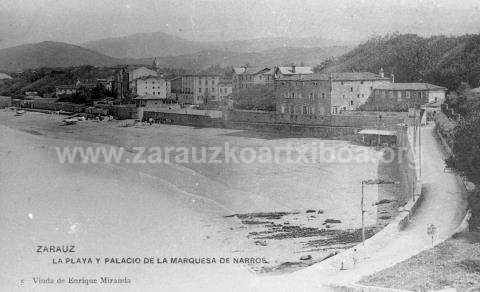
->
left=152, top=57, right=163, bottom=77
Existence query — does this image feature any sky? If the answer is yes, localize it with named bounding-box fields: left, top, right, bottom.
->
left=1, top=0, right=480, bottom=48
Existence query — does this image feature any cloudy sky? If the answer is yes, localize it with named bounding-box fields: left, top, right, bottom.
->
left=1, top=0, right=480, bottom=48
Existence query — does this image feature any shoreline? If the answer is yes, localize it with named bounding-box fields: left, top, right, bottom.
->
left=0, top=109, right=403, bottom=275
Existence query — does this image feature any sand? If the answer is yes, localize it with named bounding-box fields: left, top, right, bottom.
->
left=0, top=110, right=401, bottom=291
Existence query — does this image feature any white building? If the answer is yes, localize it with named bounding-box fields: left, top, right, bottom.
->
left=130, top=76, right=168, bottom=99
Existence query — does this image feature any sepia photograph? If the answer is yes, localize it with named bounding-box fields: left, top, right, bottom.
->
left=0, top=0, right=479, bottom=291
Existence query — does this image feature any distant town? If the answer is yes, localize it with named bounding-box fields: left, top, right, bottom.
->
left=0, top=57, right=448, bottom=127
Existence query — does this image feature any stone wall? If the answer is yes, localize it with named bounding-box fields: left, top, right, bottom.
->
left=225, top=121, right=358, bottom=138
left=434, top=111, right=456, bottom=153
left=142, top=111, right=224, bottom=128
left=16, top=99, right=137, bottom=119
left=224, top=110, right=406, bottom=130
left=142, top=110, right=359, bottom=138
left=96, top=104, right=137, bottom=120
left=23, top=99, right=86, bottom=113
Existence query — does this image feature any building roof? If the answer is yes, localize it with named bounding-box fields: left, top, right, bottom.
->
left=132, top=75, right=165, bottom=82
left=276, top=66, right=313, bottom=75
left=278, top=72, right=390, bottom=81
left=233, top=67, right=272, bottom=75
left=374, top=83, right=447, bottom=91
left=0, top=73, right=12, bottom=80
left=130, top=67, right=158, bottom=75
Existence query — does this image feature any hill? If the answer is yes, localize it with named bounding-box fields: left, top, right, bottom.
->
left=323, top=33, right=480, bottom=90
left=0, top=40, right=349, bottom=72
left=82, top=31, right=351, bottom=59
left=82, top=31, right=211, bottom=59
left=132, top=46, right=351, bottom=70
left=0, top=66, right=118, bottom=98
left=0, top=41, right=122, bottom=72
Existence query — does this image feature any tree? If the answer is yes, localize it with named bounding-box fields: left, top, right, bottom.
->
left=446, top=111, right=480, bottom=230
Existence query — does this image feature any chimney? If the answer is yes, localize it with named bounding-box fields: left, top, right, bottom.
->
left=391, top=72, right=395, bottom=83
left=379, top=68, right=385, bottom=78
left=292, top=65, right=296, bottom=73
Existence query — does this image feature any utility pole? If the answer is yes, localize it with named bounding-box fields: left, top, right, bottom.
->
left=419, top=114, right=422, bottom=179
left=361, top=181, right=365, bottom=245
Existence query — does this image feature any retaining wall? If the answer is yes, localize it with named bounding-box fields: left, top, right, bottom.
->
left=23, top=100, right=86, bottom=113
left=225, top=121, right=358, bottom=138
left=96, top=104, right=137, bottom=120
left=224, top=110, right=406, bottom=130
left=142, top=111, right=224, bottom=128
left=309, top=121, right=422, bottom=289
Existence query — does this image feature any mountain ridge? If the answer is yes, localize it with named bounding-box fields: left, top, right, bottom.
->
left=82, top=31, right=351, bottom=59
left=322, top=33, right=480, bottom=90
left=0, top=41, right=123, bottom=72
left=0, top=41, right=350, bottom=72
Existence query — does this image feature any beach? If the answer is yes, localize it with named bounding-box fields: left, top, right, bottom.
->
left=0, top=110, right=403, bottom=290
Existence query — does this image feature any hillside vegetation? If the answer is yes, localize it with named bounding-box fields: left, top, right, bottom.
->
left=0, top=66, right=116, bottom=98
left=324, top=33, right=480, bottom=90
left=0, top=41, right=122, bottom=72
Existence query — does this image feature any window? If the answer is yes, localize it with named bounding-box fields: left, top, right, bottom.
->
left=357, top=94, right=360, bottom=98
left=351, top=87, right=353, bottom=92
left=350, top=100, right=354, bottom=106
left=314, top=92, right=318, bottom=99
left=290, top=105, right=295, bottom=114
left=361, top=81, right=364, bottom=84
left=389, top=91, right=394, bottom=99
left=322, top=93, right=325, bottom=99
left=309, top=92, right=313, bottom=99
left=291, top=92, right=295, bottom=99
left=405, top=91, right=411, bottom=99
left=199, top=88, right=202, bottom=93
left=302, top=106, right=308, bottom=114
